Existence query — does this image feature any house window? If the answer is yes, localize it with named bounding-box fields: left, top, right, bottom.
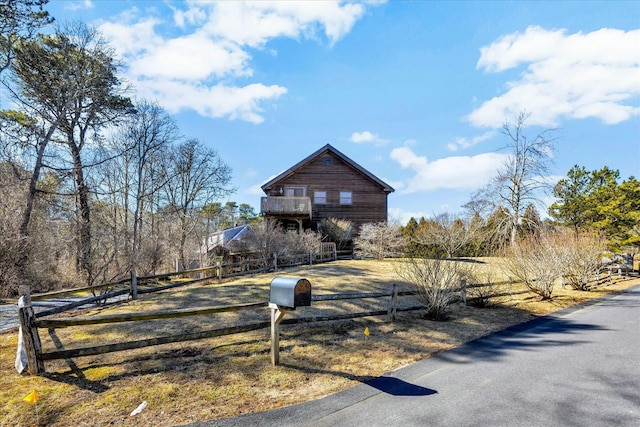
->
left=340, top=191, right=352, bottom=205
left=314, top=191, right=327, bottom=204
left=284, top=186, right=305, bottom=197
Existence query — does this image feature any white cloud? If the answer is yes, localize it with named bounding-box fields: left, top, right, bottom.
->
left=65, top=0, right=93, bottom=11
left=128, top=35, right=251, bottom=81
left=383, top=178, right=405, bottom=192
left=468, top=26, right=640, bottom=128
left=98, top=17, right=165, bottom=58
left=350, top=130, right=389, bottom=145
left=134, top=79, right=287, bottom=124
left=447, top=130, right=496, bottom=151
left=97, top=1, right=370, bottom=123
left=171, top=4, right=207, bottom=28
left=192, top=1, right=366, bottom=47
left=246, top=182, right=267, bottom=196
left=390, top=146, right=509, bottom=194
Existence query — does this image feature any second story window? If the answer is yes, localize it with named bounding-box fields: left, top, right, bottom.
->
left=314, top=191, right=327, bottom=204
left=284, top=186, right=305, bottom=197
left=340, top=191, right=352, bottom=205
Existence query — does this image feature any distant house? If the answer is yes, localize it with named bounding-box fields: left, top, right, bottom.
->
left=201, top=224, right=254, bottom=257
left=260, top=144, right=394, bottom=231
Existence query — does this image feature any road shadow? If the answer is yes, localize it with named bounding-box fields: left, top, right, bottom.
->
left=434, top=315, right=609, bottom=364
left=281, top=363, right=437, bottom=397
left=365, top=376, right=437, bottom=396
left=429, top=287, right=640, bottom=366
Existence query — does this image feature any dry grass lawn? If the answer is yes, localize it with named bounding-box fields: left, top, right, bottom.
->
left=1, top=258, right=638, bottom=427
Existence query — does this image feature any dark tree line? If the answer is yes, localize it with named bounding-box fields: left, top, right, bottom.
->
left=549, top=166, right=639, bottom=251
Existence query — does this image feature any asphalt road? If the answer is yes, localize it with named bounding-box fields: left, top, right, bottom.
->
left=188, top=284, right=640, bottom=427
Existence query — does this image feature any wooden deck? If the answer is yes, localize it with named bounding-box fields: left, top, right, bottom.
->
left=261, top=196, right=312, bottom=218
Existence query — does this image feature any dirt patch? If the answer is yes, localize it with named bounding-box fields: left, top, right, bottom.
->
left=1, top=259, right=637, bottom=427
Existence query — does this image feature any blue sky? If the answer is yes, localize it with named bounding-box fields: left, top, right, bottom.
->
left=48, top=0, right=639, bottom=224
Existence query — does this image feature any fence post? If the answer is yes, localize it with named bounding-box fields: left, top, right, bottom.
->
left=217, top=260, right=222, bottom=284
left=273, top=253, right=278, bottom=272
left=333, top=244, right=337, bottom=261
left=17, top=286, right=44, bottom=375
left=460, top=279, right=467, bottom=306
left=309, top=251, right=313, bottom=265
left=388, top=283, right=398, bottom=321
left=130, top=269, right=138, bottom=300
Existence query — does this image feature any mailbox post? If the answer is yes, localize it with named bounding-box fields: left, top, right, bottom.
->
left=269, top=302, right=286, bottom=366
left=268, top=277, right=311, bottom=366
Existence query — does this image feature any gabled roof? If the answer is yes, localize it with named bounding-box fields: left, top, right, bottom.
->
left=261, top=144, right=394, bottom=193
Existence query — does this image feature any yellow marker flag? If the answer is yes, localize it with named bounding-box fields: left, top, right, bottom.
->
left=364, top=327, right=370, bottom=336
left=23, top=390, right=38, bottom=405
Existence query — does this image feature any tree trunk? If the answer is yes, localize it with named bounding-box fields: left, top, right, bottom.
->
left=69, top=139, right=92, bottom=284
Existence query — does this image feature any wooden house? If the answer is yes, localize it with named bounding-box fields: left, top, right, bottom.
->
left=260, top=144, right=394, bottom=231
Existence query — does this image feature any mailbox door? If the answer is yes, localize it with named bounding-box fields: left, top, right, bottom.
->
left=294, top=280, right=311, bottom=307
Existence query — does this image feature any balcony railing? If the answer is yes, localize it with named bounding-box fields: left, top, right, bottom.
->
left=261, top=196, right=311, bottom=218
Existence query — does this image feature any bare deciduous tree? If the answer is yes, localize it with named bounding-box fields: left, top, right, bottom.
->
left=99, top=99, right=177, bottom=274
left=163, top=139, right=233, bottom=269
left=471, top=111, right=556, bottom=246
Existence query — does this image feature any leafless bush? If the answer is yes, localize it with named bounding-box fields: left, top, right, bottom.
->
left=354, top=221, right=407, bottom=260
left=246, top=218, right=286, bottom=259
left=500, top=234, right=565, bottom=300
left=466, top=270, right=504, bottom=307
left=247, top=218, right=322, bottom=260
left=320, top=217, right=354, bottom=249
left=558, top=231, right=607, bottom=290
left=281, top=229, right=322, bottom=255
left=396, top=258, right=469, bottom=320
left=413, top=212, right=483, bottom=258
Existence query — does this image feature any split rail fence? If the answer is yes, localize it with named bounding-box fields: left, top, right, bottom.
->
left=17, top=278, right=541, bottom=374
left=17, top=283, right=424, bottom=374
left=16, top=257, right=636, bottom=375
